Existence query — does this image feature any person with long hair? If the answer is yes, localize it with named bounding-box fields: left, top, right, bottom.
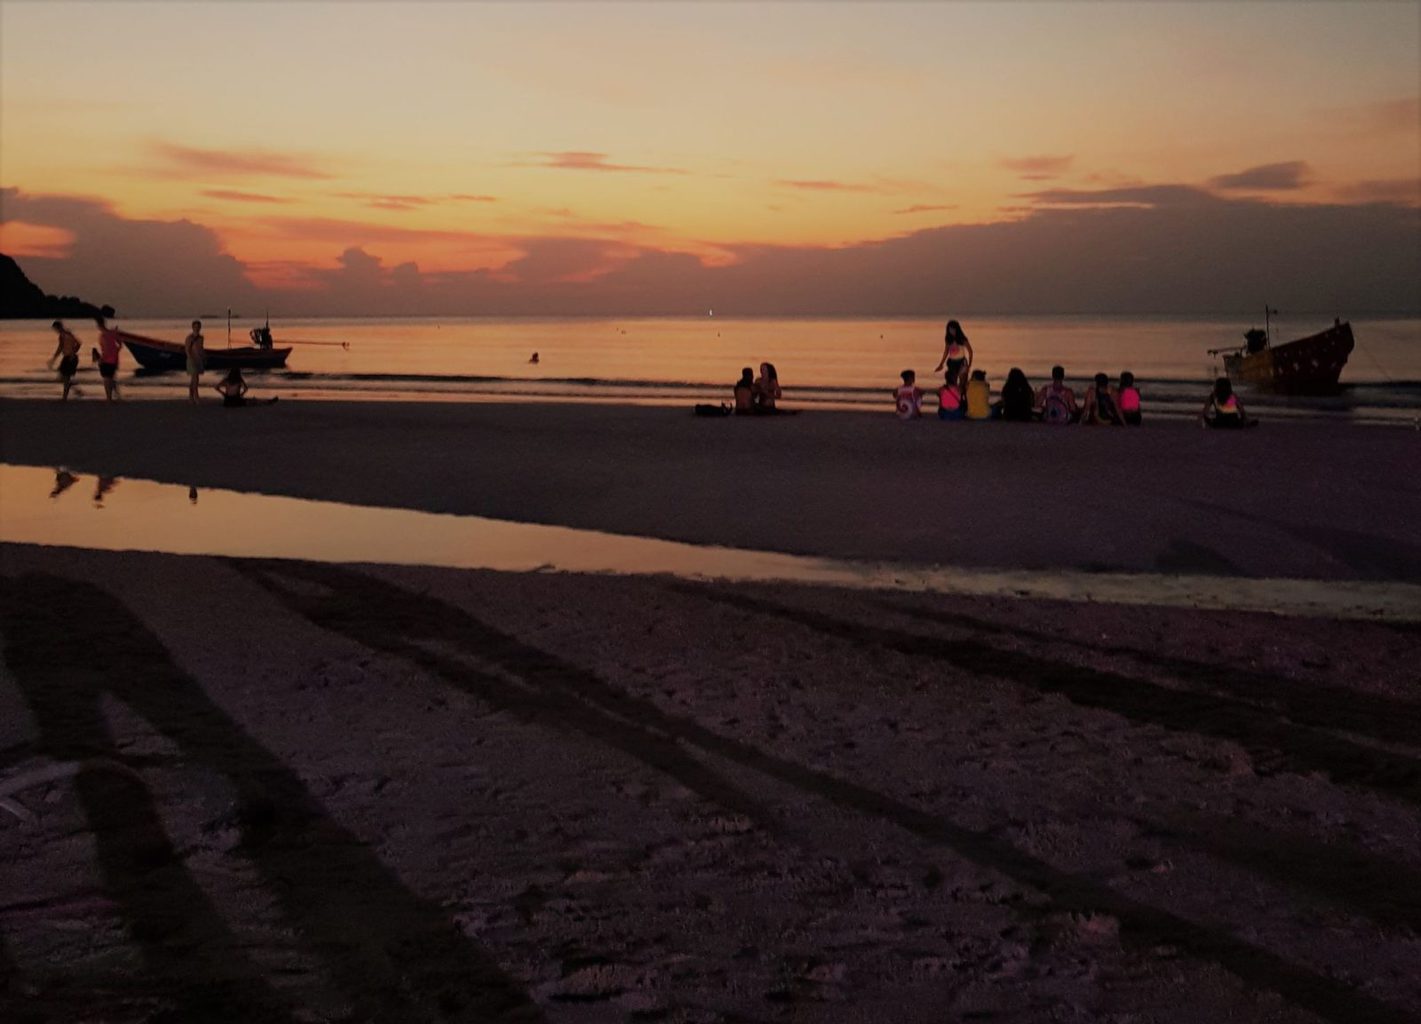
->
left=753, top=362, right=782, bottom=414
left=932, top=320, right=973, bottom=381
left=1201, top=377, right=1253, bottom=428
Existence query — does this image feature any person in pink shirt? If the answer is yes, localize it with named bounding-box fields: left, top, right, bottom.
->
left=94, top=314, right=121, bottom=402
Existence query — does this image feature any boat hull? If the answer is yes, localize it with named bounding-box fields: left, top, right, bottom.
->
left=1223, top=322, right=1353, bottom=395
left=119, top=330, right=290, bottom=371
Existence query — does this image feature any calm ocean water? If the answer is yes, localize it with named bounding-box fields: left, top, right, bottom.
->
left=2, top=315, right=1418, bottom=424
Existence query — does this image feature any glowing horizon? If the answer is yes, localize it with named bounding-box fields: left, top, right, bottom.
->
left=2, top=1, right=1417, bottom=314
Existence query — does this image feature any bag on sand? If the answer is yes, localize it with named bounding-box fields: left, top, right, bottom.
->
left=694, top=403, right=732, bottom=417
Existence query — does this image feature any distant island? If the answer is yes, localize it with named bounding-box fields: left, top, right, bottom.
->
left=0, top=253, right=113, bottom=320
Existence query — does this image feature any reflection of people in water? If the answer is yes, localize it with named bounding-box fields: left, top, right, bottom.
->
left=214, top=367, right=278, bottom=407
left=50, top=468, right=79, bottom=499
left=188, top=485, right=198, bottom=505
left=93, top=476, right=118, bottom=507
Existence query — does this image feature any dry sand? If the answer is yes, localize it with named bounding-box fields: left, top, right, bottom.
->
left=1, top=398, right=1420, bottom=1022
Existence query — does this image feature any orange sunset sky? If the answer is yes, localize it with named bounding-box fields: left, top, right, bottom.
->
left=2, top=0, right=1418, bottom=315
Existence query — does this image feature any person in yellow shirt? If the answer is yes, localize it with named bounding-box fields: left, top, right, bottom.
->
left=965, top=369, right=992, bottom=420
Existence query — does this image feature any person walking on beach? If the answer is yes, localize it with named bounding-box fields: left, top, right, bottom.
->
left=94, top=314, right=121, bottom=401
left=1035, top=365, right=1078, bottom=425
left=933, top=320, right=974, bottom=381
left=47, top=320, right=82, bottom=400
left=184, top=320, right=206, bottom=404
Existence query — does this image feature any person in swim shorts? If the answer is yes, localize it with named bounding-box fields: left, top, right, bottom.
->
left=47, top=320, right=82, bottom=400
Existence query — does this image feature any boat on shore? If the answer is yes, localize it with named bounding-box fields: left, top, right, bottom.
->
left=118, top=329, right=291, bottom=371
left=1209, top=316, right=1354, bottom=394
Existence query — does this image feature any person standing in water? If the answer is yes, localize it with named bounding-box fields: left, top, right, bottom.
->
left=94, top=313, right=121, bottom=401
left=184, top=320, right=205, bottom=404
left=47, top=320, right=83, bottom=400
left=933, top=320, right=974, bottom=381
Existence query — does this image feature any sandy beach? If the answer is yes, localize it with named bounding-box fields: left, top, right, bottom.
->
left=2, top=398, right=1419, bottom=579
left=2, top=399, right=1420, bottom=1022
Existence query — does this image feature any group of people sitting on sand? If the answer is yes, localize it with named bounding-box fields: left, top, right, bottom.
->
left=732, top=362, right=786, bottom=415
left=888, top=319, right=1253, bottom=428
left=897, top=362, right=1146, bottom=425
left=46, top=317, right=276, bottom=407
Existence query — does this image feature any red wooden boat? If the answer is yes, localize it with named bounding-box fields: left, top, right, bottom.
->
left=119, top=329, right=291, bottom=372
left=1209, top=317, right=1354, bottom=394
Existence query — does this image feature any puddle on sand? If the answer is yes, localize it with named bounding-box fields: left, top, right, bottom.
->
left=2, top=463, right=1418, bottom=622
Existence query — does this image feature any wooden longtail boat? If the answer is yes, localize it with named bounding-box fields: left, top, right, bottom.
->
left=1209, top=316, right=1354, bottom=394
left=118, top=329, right=291, bottom=371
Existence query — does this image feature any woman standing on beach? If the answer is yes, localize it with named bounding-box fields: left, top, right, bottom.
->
left=933, top=320, right=973, bottom=381
left=94, top=313, right=121, bottom=401
left=184, top=320, right=205, bottom=405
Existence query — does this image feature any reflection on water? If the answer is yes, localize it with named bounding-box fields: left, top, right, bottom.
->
left=93, top=475, right=118, bottom=507
left=49, top=469, right=78, bottom=499
left=3, top=463, right=1418, bottom=622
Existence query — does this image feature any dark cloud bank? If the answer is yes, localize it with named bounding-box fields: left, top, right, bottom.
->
left=3, top=184, right=1417, bottom=317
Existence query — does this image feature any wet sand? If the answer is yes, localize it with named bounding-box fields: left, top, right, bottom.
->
left=1, top=398, right=1419, bottom=1021
left=2, top=397, right=1420, bottom=580
left=1, top=545, right=1419, bottom=1022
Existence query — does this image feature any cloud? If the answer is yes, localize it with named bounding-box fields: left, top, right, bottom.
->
left=893, top=204, right=958, bottom=215
left=331, top=192, right=500, bottom=211
left=1325, top=96, right=1421, bottom=137
left=1207, top=161, right=1311, bottom=191
left=200, top=190, right=293, bottom=204
left=1332, top=178, right=1421, bottom=205
left=1022, top=184, right=1218, bottom=208
left=148, top=142, right=335, bottom=180
left=6, top=184, right=1417, bottom=316
left=0, top=187, right=258, bottom=315
left=775, top=180, right=878, bottom=193
left=1000, top=155, right=1074, bottom=181
left=526, top=151, right=687, bottom=175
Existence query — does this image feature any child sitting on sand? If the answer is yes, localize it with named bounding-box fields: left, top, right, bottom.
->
left=1035, top=366, right=1079, bottom=425
left=1118, top=371, right=1142, bottom=425
left=965, top=369, right=991, bottom=421
left=1201, top=377, right=1255, bottom=428
left=733, top=367, right=755, bottom=414
left=896, top=370, right=925, bottom=420
left=214, top=367, right=278, bottom=408
left=937, top=368, right=963, bottom=420
left=1081, top=372, right=1126, bottom=425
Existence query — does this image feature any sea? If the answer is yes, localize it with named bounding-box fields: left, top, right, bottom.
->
left=2, top=314, right=1418, bottom=425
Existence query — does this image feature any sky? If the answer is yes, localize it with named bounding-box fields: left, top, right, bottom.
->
left=1, top=0, right=1418, bottom=316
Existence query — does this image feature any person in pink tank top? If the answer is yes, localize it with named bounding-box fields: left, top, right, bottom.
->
left=1118, top=371, right=1142, bottom=425
left=94, top=313, right=121, bottom=402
